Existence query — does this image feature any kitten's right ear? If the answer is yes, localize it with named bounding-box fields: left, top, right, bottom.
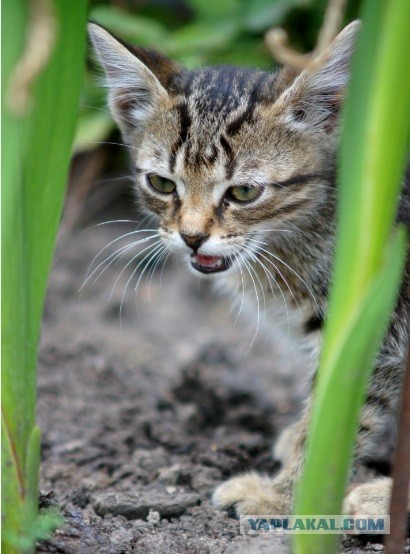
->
left=88, top=22, right=178, bottom=137
left=275, top=20, right=360, bottom=133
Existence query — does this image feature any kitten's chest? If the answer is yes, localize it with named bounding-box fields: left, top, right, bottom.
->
left=219, top=273, right=322, bottom=368
left=264, top=290, right=321, bottom=363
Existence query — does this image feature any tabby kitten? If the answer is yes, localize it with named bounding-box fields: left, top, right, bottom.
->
left=88, top=20, right=409, bottom=517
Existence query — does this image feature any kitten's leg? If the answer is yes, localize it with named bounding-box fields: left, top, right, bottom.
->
left=343, top=477, right=410, bottom=516
left=344, top=360, right=409, bottom=516
left=213, top=362, right=405, bottom=517
left=344, top=479, right=392, bottom=516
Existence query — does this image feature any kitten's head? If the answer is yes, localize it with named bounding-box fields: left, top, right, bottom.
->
left=88, top=21, right=359, bottom=277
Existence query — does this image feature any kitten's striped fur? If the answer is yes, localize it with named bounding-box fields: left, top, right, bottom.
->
left=89, top=20, right=409, bottom=518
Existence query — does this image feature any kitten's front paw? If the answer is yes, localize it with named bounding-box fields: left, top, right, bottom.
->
left=212, top=472, right=291, bottom=517
left=343, top=478, right=393, bottom=516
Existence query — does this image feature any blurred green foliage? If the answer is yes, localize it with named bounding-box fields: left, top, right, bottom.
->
left=2, top=2, right=88, bottom=551
left=76, top=0, right=348, bottom=152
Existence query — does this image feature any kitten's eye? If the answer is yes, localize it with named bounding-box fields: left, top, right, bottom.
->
left=226, top=185, right=262, bottom=203
left=147, top=173, right=176, bottom=194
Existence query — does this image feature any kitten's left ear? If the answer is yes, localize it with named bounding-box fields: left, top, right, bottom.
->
left=88, top=22, right=181, bottom=138
left=277, top=20, right=360, bottom=132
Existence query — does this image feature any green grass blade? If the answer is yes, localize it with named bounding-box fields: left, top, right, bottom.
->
left=329, top=1, right=410, bottom=325
left=294, top=231, right=407, bottom=554
left=1, top=1, right=88, bottom=551
left=24, top=427, right=41, bottom=527
left=294, top=0, right=410, bottom=552
left=2, top=3, right=32, bottom=550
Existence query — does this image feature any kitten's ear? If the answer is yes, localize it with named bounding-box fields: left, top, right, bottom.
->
left=277, top=20, right=360, bottom=132
left=88, top=22, right=180, bottom=137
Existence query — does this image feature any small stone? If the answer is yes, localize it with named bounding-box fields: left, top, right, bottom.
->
left=158, top=464, right=183, bottom=485
left=146, top=509, right=160, bottom=524
left=109, top=528, right=134, bottom=550
left=166, top=486, right=177, bottom=495
left=191, top=466, right=222, bottom=493
left=132, top=447, right=169, bottom=471
left=90, top=489, right=200, bottom=520
left=132, top=519, right=152, bottom=531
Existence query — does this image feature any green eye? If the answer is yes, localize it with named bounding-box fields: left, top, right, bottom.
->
left=226, top=185, right=262, bottom=203
left=147, top=174, right=176, bottom=194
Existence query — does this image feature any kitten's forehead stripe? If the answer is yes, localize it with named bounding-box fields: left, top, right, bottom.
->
left=179, top=66, right=279, bottom=115
left=225, top=73, right=268, bottom=137
left=169, top=102, right=191, bottom=172
left=166, top=66, right=281, bottom=175
left=206, top=144, right=219, bottom=165
left=219, top=136, right=235, bottom=179
left=177, top=102, right=191, bottom=144
left=168, top=149, right=177, bottom=174
left=226, top=103, right=255, bottom=137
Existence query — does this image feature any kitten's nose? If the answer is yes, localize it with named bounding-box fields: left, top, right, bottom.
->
left=180, top=232, right=209, bottom=251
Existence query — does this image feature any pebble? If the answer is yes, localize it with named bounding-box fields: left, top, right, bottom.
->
left=91, top=489, right=200, bottom=520
left=147, top=509, right=161, bottom=524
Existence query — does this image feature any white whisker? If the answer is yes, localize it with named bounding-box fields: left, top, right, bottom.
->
left=78, top=140, right=138, bottom=150
left=88, top=240, right=147, bottom=287
left=79, top=221, right=157, bottom=237
left=81, top=103, right=136, bottom=128
left=243, top=245, right=291, bottom=335
left=159, top=252, right=172, bottom=288
left=243, top=252, right=267, bottom=315
left=81, top=233, right=160, bottom=289
left=243, top=246, right=278, bottom=301
left=237, top=251, right=260, bottom=353
left=232, top=253, right=246, bottom=325
left=82, top=229, right=159, bottom=285
left=246, top=228, right=294, bottom=234
left=118, top=242, right=163, bottom=330
left=247, top=239, right=323, bottom=317
left=90, top=175, right=135, bottom=186
left=131, top=243, right=165, bottom=308
left=246, top=240, right=302, bottom=325
left=231, top=254, right=240, bottom=294
left=108, top=239, right=162, bottom=303
left=147, top=246, right=167, bottom=301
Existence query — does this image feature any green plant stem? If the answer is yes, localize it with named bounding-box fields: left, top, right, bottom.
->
left=293, top=0, right=410, bottom=552
left=2, top=1, right=88, bottom=551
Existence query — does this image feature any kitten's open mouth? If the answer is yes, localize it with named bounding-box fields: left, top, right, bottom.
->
left=191, top=254, right=232, bottom=274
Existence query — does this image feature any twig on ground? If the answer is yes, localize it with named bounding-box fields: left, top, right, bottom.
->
left=385, top=326, right=410, bottom=554
left=265, top=0, right=347, bottom=70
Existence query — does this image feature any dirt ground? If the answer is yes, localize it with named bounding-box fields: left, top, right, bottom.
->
left=37, top=190, right=406, bottom=553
